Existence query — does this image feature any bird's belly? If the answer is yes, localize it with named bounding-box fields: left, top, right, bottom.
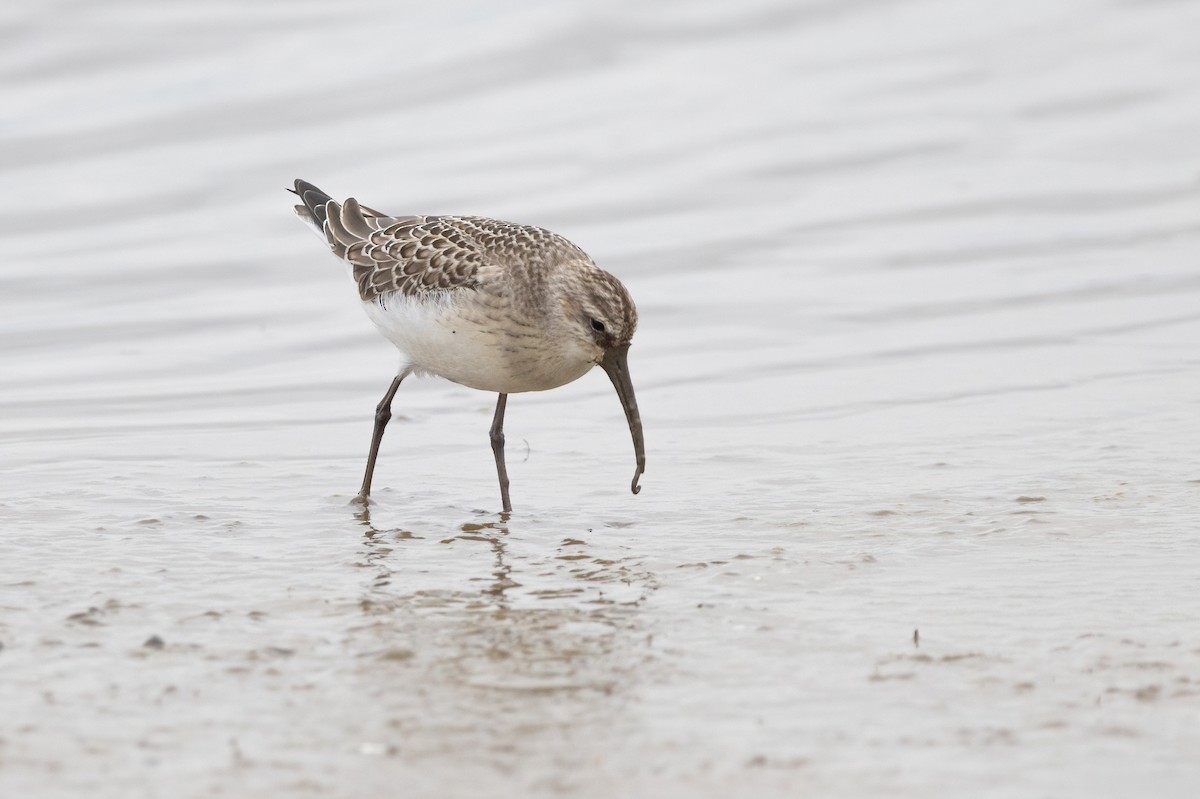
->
left=361, top=294, right=594, bottom=393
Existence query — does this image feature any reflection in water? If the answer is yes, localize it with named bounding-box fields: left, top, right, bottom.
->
left=344, top=513, right=661, bottom=772
left=455, top=521, right=519, bottom=601
left=357, top=510, right=518, bottom=602
left=355, top=513, right=657, bottom=686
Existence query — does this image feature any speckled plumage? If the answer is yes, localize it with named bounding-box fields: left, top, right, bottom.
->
left=290, top=178, right=646, bottom=510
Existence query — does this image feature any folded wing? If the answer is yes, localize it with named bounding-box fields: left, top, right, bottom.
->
left=291, top=178, right=482, bottom=301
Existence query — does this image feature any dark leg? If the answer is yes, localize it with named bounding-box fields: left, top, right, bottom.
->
left=490, top=393, right=512, bottom=513
left=358, top=373, right=407, bottom=501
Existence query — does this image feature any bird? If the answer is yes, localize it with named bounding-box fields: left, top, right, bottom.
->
left=289, top=179, right=645, bottom=512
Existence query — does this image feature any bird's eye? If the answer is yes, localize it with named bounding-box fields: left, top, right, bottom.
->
left=590, top=319, right=606, bottom=333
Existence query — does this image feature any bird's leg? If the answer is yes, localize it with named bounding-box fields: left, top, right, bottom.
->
left=358, top=373, right=406, bottom=502
left=490, top=393, right=512, bottom=513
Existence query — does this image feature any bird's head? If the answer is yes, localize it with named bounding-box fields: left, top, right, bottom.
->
left=556, top=262, right=645, bottom=496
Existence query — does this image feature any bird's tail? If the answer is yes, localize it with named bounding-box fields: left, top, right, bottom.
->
left=289, top=178, right=335, bottom=241
left=288, top=178, right=405, bottom=260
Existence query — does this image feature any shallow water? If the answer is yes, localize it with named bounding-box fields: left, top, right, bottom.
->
left=3, top=0, right=1200, bottom=796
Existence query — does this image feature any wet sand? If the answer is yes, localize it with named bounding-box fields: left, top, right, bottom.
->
left=3, top=0, right=1200, bottom=796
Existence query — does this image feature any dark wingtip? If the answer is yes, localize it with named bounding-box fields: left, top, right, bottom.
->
left=290, top=178, right=334, bottom=227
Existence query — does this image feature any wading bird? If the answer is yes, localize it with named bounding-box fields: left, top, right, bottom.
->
left=290, top=179, right=645, bottom=512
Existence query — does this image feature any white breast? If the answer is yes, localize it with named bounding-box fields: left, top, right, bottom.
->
left=360, top=292, right=596, bottom=394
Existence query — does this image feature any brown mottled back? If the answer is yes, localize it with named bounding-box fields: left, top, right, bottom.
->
left=296, top=182, right=591, bottom=303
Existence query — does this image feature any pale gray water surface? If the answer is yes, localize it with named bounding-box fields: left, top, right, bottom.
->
left=3, top=1, right=1200, bottom=796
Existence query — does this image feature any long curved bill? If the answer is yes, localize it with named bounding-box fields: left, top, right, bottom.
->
left=599, top=343, right=646, bottom=495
